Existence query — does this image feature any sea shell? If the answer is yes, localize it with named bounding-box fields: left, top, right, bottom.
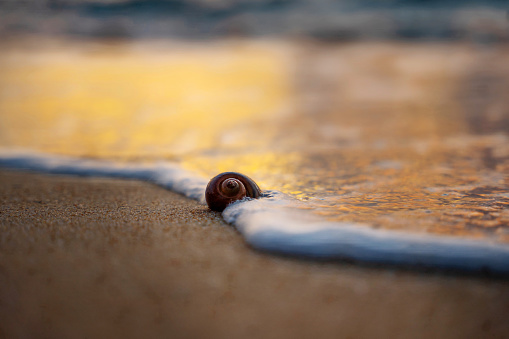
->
left=205, top=172, right=262, bottom=212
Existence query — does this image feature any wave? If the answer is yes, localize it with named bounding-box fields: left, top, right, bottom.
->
left=1, top=1, right=507, bottom=41
left=1, top=151, right=509, bottom=275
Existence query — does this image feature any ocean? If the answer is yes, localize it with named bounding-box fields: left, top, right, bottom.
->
left=1, top=36, right=509, bottom=273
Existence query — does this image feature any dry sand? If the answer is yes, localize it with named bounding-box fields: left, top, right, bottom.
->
left=0, top=170, right=508, bottom=339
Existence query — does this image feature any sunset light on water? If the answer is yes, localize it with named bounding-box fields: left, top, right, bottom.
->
left=1, top=38, right=509, bottom=243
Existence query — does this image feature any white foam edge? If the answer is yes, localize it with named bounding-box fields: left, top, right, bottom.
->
left=0, top=151, right=208, bottom=203
left=1, top=150, right=509, bottom=274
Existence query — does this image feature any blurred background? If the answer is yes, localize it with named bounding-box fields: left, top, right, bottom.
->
left=1, top=1, right=509, bottom=238
left=0, top=0, right=507, bottom=40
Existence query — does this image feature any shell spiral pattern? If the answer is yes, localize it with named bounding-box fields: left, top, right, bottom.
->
left=205, top=172, right=262, bottom=212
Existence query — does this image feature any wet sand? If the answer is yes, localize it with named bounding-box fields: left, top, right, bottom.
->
left=1, top=170, right=508, bottom=339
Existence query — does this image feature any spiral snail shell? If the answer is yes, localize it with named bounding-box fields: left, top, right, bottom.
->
left=205, top=172, right=262, bottom=212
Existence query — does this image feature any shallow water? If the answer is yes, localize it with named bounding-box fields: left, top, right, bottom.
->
left=1, top=38, right=509, bottom=259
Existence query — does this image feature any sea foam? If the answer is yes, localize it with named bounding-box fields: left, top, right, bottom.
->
left=1, top=151, right=509, bottom=274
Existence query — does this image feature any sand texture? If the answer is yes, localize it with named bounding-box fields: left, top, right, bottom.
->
left=0, top=170, right=508, bottom=339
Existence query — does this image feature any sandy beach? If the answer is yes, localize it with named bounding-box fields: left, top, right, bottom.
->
left=1, top=169, right=508, bottom=339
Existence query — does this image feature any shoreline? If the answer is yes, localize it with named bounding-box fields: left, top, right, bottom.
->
left=2, top=152, right=509, bottom=274
left=1, top=169, right=509, bottom=338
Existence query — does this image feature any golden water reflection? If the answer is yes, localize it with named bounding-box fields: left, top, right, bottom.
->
left=0, top=39, right=290, bottom=158
left=1, top=39, right=508, bottom=242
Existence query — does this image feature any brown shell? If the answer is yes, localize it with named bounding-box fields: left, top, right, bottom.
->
left=205, top=172, right=262, bottom=212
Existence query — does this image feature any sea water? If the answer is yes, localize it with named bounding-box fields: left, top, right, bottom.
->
left=1, top=39, right=509, bottom=273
